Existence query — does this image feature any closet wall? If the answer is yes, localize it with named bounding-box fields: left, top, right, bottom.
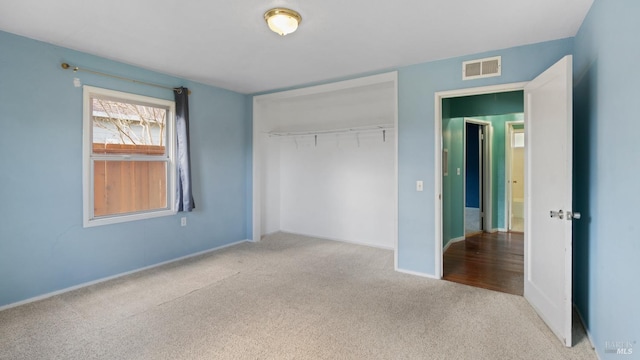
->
left=253, top=73, right=397, bottom=249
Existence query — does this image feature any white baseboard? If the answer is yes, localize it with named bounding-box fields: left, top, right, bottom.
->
left=278, top=230, right=395, bottom=251
left=259, top=230, right=281, bottom=240
left=395, top=267, right=440, bottom=280
left=443, top=236, right=465, bottom=253
left=0, top=239, right=250, bottom=312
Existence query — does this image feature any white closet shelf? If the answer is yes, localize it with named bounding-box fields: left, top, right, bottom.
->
left=267, top=124, right=394, bottom=137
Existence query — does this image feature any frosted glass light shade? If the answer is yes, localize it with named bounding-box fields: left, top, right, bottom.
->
left=264, top=8, right=302, bottom=36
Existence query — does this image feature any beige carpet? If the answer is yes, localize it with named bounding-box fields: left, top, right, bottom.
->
left=0, top=232, right=596, bottom=359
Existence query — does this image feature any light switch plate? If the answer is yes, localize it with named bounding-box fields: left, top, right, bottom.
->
left=416, top=180, right=424, bottom=192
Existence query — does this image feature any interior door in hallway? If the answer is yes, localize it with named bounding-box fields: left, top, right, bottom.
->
left=524, top=55, right=576, bottom=347
left=465, top=121, right=483, bottom=235
left=508, top=127, right=525, bottom=232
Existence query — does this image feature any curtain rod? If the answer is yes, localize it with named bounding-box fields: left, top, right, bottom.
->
left=60, top=63, right=191, bottom=95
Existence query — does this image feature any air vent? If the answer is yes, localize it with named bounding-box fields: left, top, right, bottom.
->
left=462, top=56, right=501, bottom=80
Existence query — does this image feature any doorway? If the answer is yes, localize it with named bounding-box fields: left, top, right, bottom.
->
left=436, top=57, right=575, bottom=346
left=438, top=87, right=525, bottom=296
left=506, top=122, right=525, bottom=232
left=464, top=119, right=490, bottom=236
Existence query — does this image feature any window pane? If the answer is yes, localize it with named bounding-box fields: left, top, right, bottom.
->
left=513, top=132, right=525, bottom=148
left=92, top=98, right=167, bottom=155
left=93, top=160, right=167, bottom=217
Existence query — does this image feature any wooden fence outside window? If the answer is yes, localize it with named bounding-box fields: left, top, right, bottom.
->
left=93, top=143, right=167, bottom=217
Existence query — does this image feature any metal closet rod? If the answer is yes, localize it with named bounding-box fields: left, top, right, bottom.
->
left=268, top=124, right=394, bottom=137
left=60, top=63, right=191, bottom=95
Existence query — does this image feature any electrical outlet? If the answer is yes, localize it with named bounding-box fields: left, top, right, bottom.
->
left=181, top=217, right=187, bottom=227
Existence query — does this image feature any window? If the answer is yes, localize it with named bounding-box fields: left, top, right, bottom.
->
left=512, top=131, right=525, bottom=148
left=83, top=86, right=176, bottom=227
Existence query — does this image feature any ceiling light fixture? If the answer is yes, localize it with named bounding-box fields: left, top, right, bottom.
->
left=264, top=8, right=302, bottom=36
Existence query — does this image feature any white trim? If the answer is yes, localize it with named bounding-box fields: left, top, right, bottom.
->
left=435, top=82, right=528, bottom=99
left=254, top=72, right=398, bottom=102
left=463, top=120, right=468, bottom=235
left=434, top=95, right=442, bottom=279
left=0, top=239, right=250, bottom=312
left=395, top=268, right=439, bottom=280
left=443, top=236, right=465, bottom=253
left=252, top=72, right=399, bottom=258
left=279, top=230, right=395, bottom=250
left=82, top=86, right=177, bottom=228
left=434, top=81, right=527, bottom=279
left=393, top=72, right=399, bottom=271
left=258, top=230, right=281, bottom=239
left=506, top=122, right=513, bottom=231
left=252, top=98, right=262, bottom=242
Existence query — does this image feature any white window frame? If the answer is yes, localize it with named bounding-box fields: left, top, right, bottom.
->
left=82, top=86, right=176, bottom=227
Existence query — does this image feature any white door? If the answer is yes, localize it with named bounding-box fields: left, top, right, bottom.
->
left=524, top=55, right=575, bottom=347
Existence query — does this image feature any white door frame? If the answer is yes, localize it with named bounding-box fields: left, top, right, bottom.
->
left=463, top=118, right=492, bottom=235
left=434, top=82, right=527, bottom=278
left=505, top=121, right=525, bottom=231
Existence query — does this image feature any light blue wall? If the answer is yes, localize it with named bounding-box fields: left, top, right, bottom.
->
left=0, top=25, right=587, bottom=323
left=0, top=31, right=251, bottom=307
left=396, top=38, right=573, bottom=274
left=573, top=0, right=640, bottom=357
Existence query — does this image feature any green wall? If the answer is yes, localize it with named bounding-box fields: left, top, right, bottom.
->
left=442, top=118, right=465, bottom=244
left=446, top=91, right=524, bottom=118
left=442, top=91, right=523, bottom=247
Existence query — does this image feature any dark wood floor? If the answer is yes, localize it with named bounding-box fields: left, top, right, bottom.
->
left=443, top=232, right=524, bottom=296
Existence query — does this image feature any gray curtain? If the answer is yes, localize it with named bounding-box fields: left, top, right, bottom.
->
left=174, top=87, right=195, bottom=212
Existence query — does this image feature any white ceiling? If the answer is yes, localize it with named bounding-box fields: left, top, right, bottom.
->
left=0, top=0, right=593, bottom=94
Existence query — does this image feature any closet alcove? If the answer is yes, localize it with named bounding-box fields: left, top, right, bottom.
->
left=252, top=72, right=398, bottom=250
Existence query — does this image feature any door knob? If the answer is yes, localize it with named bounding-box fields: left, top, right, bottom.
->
left=568, top=211, right=581, bottom=220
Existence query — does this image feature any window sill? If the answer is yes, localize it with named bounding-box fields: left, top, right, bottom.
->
left=83, top=208, right=177, bottom=228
